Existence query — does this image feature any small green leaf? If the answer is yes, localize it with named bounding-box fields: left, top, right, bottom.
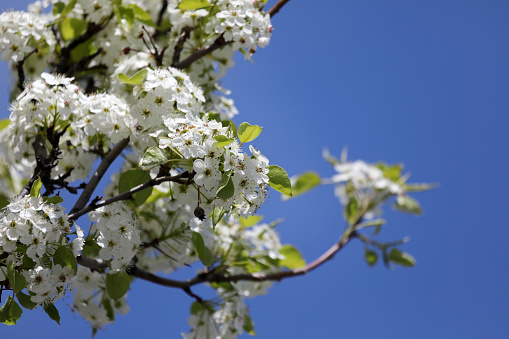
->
left=279, top=245, right=306, bottom=269
left=0, top=119, right=10, bottom=131
left=243, top=314, right=256, bottom=336
left=364, top=249, right=378, bottom=267
left=30, top=177, right=42, bottom=197
left=388, top=248, right=416, bottom=267
left=178, top=0, right=211, bottom=10
left=59, top=0, right=77, bottom=17
left=213, top=135, right=234, bottom=148
left=0, top=296, right=23, bottom=325
left=378, top=163, right=403, bottom=182
left=239, top=215, right=263, bottom=227
left=237, top=122, right=262, bottom=145
left=16, top=292, right=37, bottom=310
left=394, top=195, right=422, bottom=215
left=129, top=4, right=155, bottom=26
left=216, top=171, right=234, bottom=199
left=118, top=69, right=148, bottom=85
left=118, top=169, right=153, bottom=207
left=0, top=194, right=8, bottom=209
left=102, top=298, right=115, bottom=321
left=267, top=165, right=292, bottom=197
left=288, top=172, right=320, bottom=198
left=53, top=246, right=78, bottom=275
left=192, top=232, right=214, bottom=267
left=212, top=207, right=226, bottom=227
left=43, top=302, right=60, bottom=325
left=106, top=270, right=130, bottom=300
left=139, top=147, right=167, bottom=167
left=60, top=17, right=87, bottom=41
left=115, top=5, right=135, bottom=26
left=52, top=2, right=66, bottom=15
left=12, top=271, right=26, bottom=294
left=344, top=197, right=359, bottom=225
left=44, top=196, right=64, bottom=204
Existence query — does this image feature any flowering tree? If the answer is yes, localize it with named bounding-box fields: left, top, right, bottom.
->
left=0, top=0, right=432, bottom=337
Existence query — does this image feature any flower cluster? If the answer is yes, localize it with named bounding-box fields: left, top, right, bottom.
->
left=88, top=202, right=142, bottom=271
left=0, top=11, right=55, bottom=63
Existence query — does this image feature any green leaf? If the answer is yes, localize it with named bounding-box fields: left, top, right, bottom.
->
left=192, top=232, right=214, bottom=267
left=118, top=169, right=153, bottom=207
left=81, top=237, right=101, bottom=258
left=59, top=0, right=77, bottom=17
left=239, top=215, right=263, bottom=227
left=243, top=314, right=256, bottom=336
left=178, top=0, right=211, bottom=10
left=6, top=263, right=25, bottom=293
left=216, top=170, right=234, bottom=199
left=60, top=17, right=87, bottom=41
left=106, top=270, right=130, bottom=300
left=279, top=245, right=306, bottom=269
left=30, top=177, right=42, bottom=197
left=237, top=122, right=262, bottom=145
left=388, top=248, right=416, bottom=267
left=0, top=296, right=22, bottom=325
left=43, top=302, right=60, bottom=325
left=378, top=163, right=403, bottom=182
left=213, top=135, right=234, bottom=148
left=0, top=194, right=8, bottom=209
left=52, top=2, right=66, bottom=16
left=16, top=292, right=37, bottom=310
left=0, top=119, right=10, bottom=131
left=212, top=207, right=226, bottom=227
left=70, top=38, right=95, bottom=62
left=267, top=165, right=292, bottom=197
left=118, top=69, right=148, bottom=85
left=364, top=249, right=378, bottom=267
left=288, top=172, right=320, bottom=198
left=394, top=195, right=422, bottom=215
left=344, top=197, right=359, bottom=225
left=102, top=298, right=115, bottom=321
left=139, top=147, right=167, bottom=167
left=129, top=4, right=155, bottom=26
left=115, top=5, right=135, bottom=26
left=44, top=196, right=64, bottom=204
left=52, top=246, right=78, bottom=275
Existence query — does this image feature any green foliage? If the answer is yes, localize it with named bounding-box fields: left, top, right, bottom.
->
left=267, top=165, right=292, bottom=197
left=239, top=215, right=263, bottom=227
left=213, top=135, right=234, bottom=148
left=118, top=69, right=148, bottom=85
left=7, top=262, right=26, bottom=294
left=192, top=232, right=214, bottom=266
left=44, top=196, right=64, bottom=204
left=43, top=302, right=60, bottom=325
left=118, top=169, right=153, bottom=207
left=30, top=177, right=42, bottom=197
left=344, top=197, right=359, bottom=225
left=279, top=245, right=306, bottom=269
left=53, top=246, right=78, bottom=275
left=237, top=122, right=263, bottom=145
left=0, top=296, right=23, bottom=325
left=394, top=195, right=422, bottom=215
left=212, top=206, right=226, bottom=228
left=60, top=17, right=87, bottom=41
left=139, top=147, right=167, bottom=167
left=388, top=248, right=416, bottom=267
left=216, top=170, right=234, bottom=199
left=178, top=0, right=211, bottom=10
left=106, top=270, right=130, bottom=300
left=0, top=119, right=10, bottom=131
left=16, top=292, right=37, bottom=310
left=364, top=249, right=378, bottom=267
left=287, top=172, right=320, bottom=198
left=243, top=315, right=256, bottom=336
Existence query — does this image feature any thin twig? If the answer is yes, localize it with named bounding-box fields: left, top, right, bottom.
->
left=266, top=0, right=292, bottom=17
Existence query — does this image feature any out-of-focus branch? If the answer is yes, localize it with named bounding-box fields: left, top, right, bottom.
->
left=173, top=34, right=230, bottom=69
left=172, top=26, right=193, bottom=66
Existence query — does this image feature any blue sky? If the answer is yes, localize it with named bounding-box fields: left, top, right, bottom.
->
left=2, top=1, right=509, bottom=338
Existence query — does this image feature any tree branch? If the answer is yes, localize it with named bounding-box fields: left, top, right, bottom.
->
left=266, top=0, right=292, bottom=17
left=68, top=170, right=193, bottom=222
left=173, top=34, right=230, bottom=69
left=69, top=137, right=130, bottom=217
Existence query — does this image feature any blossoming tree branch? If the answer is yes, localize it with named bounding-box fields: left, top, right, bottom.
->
left=0, top=0, right=432, bottom=337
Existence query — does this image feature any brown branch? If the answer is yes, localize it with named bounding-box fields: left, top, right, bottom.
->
left=68, top=170, right=193, bottom=222
left=173, top=34, right=230, bottom=69
left=266, top=0, right=292, bottom=17
left=69, top=137, right=130, bottom=217
left=15, top=48, right=38, bottom=92
left=172, top=26, right=193, bottom=66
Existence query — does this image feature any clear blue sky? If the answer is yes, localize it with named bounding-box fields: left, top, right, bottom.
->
left=2, top=1, right=508, bottom=338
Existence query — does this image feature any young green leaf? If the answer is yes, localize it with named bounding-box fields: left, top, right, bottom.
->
left=213, top=135, right=234, bottom=148
left=118, top=69, right=148, bottom=85
left=388, top=248, right=416, bottom=267
left=16, top=292, right=37, bottom=310
left=60, top=17, right=87, bottom=41
left=0, top=119, right=10, bottom=131
left=58, top=0, right=77, bottom=17
left=118, top=169, right=153, bottom=207
left=237, top=122, right=263, bottom=145
left=53, top=246, right=78, bottom=275
left=212, top=206, right=226, bottom=227
left=243, top=314, right=256, bottom=336
left=216, top=170, right=235, bottom=199
left=279, top=245, right=306, bottom=269
left=267, top=165, right=292, bottom=197
left=344, top=197, right=359, bottom=225
left=394, top=195, right=422, bottom=215
left=106, top=270, right=130, bottom=300
left=286, top=172, right=320, bottom=199
left=364, top=249, right=378, bottom=267
left=139, top=147, right=167, bottom=167
left=192, top=232, right=214, bottom=267
left=43, top=302, right=60, bottom=325
left=239, top=215, right=263, bottom=227
left=178, top=0, right=211, bottom=10
left=30, top=177, right=42, bottom=197
left=44, top=196, right=64, bottom=204
left=129, top=4, right=155, bottom=26
left=0, top=296, right=23, bottom=325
